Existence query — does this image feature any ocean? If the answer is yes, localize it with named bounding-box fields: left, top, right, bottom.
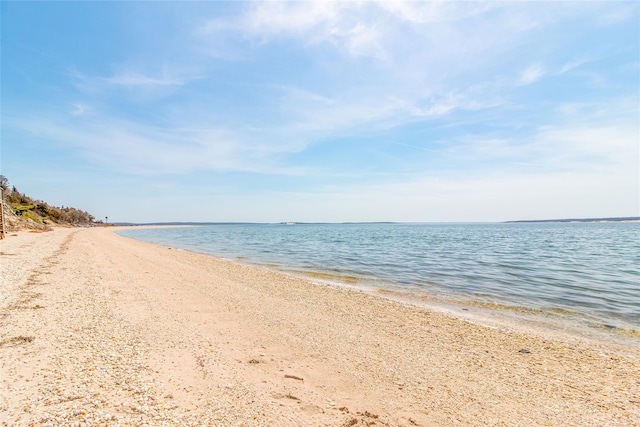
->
left=117, top=222, right=639, bottom=339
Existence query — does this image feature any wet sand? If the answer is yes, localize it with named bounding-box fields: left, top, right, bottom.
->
left=1, top=227, right=638, bottom=426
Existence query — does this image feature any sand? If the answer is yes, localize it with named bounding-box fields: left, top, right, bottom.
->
left=1, top=227, right=638, bottom=426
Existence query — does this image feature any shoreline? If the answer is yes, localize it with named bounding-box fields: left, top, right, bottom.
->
left=273, top=265, right=640, bottom=354
left=116, top=225, right=640, bottom=351
left=283, top=265, right=640, bottom=346
left=118, top=226, right=640, bottom=359
left=1, top=227, right=639, bottom=426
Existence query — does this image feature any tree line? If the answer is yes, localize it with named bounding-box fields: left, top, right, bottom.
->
left=0, top=175, right=99, bottom=226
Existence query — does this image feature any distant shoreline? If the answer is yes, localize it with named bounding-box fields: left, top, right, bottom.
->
left=504, top=216, right=640, bottom=223
left=113, top=217, right=640, bottom=226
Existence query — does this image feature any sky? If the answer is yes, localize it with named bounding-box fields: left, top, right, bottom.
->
left=1, top=1, right=639, bottom=223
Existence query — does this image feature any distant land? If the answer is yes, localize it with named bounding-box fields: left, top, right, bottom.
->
left=505, top=217, right=640, bottom=223
left=114, top=218, right=640, bottom=226
left=113, top=222, right=253, bottom=226
left=112, top=221, right=398, bottom=226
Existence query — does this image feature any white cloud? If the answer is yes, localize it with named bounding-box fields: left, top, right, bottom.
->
left=340, top=22, right=385, bottom=58
left=11, top=103, right=334, bottom=177
left=70, top=103, right=90, bottom=116
left=226, top=0, right=347, bottom=50
left=105, top=72, right=186, bottom=87
left=244, top=0, right=341, bottom=36
left=559, top=56, right=592, bottom=74
left=15, top=115, right=258, bottom=175
left=191, top=1, right=603, bottom=145
left=449, top=119, right=638, bottom=176
left=518, top=64, right=545, bottom=85
left=68, top=68, right=197, bottom=100
left=376, top=0, right=499, bottom=25
left=268, top=86, right=479, bottom=147
left=203, top=1, right=387, bottom=59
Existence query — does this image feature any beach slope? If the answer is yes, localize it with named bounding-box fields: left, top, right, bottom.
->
left=1, top=227, right=638, bottom=426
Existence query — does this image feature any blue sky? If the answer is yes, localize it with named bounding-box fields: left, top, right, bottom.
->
left=2, top=1, right=638, bottom=223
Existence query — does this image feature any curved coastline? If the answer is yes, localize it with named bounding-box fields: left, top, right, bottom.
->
left=117, top=223, right=640, bottom=348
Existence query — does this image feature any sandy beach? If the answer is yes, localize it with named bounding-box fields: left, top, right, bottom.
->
left=1, top=227, right=638, bottom=426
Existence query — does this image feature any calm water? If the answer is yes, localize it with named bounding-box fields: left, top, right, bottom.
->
left=118, top=223, right=640, bottom=333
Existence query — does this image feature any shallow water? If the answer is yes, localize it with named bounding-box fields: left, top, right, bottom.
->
left=118, top=222, right=640, bottom=334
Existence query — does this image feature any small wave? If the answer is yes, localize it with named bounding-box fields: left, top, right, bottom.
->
left=292, top=270, right=365, bottom=284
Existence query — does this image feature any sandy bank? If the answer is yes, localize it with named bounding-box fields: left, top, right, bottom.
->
left=1, top=227, right=638, bottom=426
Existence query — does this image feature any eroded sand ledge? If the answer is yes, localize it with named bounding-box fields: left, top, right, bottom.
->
left=1, top=227, right=638, bottom=426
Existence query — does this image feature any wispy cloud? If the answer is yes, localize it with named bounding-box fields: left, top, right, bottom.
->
left=376, top=1, right=499, bottom=25
left=13, top=114, right=252, bottom=175
left=192, top=1, right=584, bottom=142
left=70, top=103, right=90, bottom=116
left=202, top=1, right=388, bottom=59
left=105, top=72, right=186, bottom=87
left=9, top=103, right=327, bottom=177
left=518, top=64, right=546, bottom=86
left=559, top=56, right=592, bottom=74
left=68, top=67, right=197, bottom=100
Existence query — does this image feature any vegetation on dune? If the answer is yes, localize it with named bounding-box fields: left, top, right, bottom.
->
left=1, top=175, right=101, bottom=229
